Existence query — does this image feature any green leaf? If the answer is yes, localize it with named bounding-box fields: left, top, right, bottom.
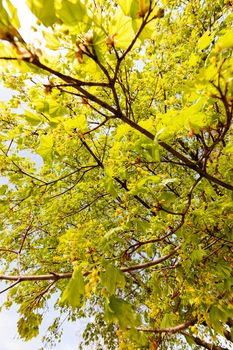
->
left=129, top=175, right=161, bottom=195
left=63, top=115, right=87, bottom=133
left=24, top=110, right=41, bottom=126
left=154, top=127, right=166, bottom=143
left=197, top=30, right=214, bottom=50
left=102, top=227, right=124, bottom=242
left=190, top=245, right=206, bottom=263
left=26, top=0, right=57, bottom=26
left=43, top=31, right=60, bottom=49
left=161, top=178, right=178, bottom=186
left=55, top=0, right=87, bottom=26
left=117, top=0, right=139, bottom=19
left=0, top=0, right=11, bottom=26
left=49, top=101, right=67, bottom=117
left=37, top=134, right=54, bottom=162
left=17, top=313, right=42, bottom=341
left=209, top=305, right=228, bottom=325
left=109, top=9, right=137, bottom=49
left=0, top=184, right=8, bottom=195
left=137, top=175, right=161, bottom=187
left=5, top=0, right=20, bottom=28
left=216, top=30, right=233, bottom=51
left=136, top=219, right=150, bottom=233
left=103, top=176, right=118, bottom=198
left=60, top=267, right=85, bottom=308
left=105, top=296, right=136, bottom=329
left=34, top=100, right=49, bottom=114
left=185, top=334, right=196, bottom=346
left=0, top=0, right=23, bottom=43
left=148, top=142, right=160, bottom=162
left=160, top=313, right=173, bottom=328
left=100, top=264, right=126, bottom=295
left=216, top=260, right=232, bottom=278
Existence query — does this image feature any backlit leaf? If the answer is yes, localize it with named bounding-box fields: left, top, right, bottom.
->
left=17, top=313, right=42, bottom=341
left=117, top=0, right=139, bottom=19
left=105, top=296, right=136, bottom=329
left=26, top=0, right=57, bottom=26
left=109, top=9, right=137, bottom=49
left=100, top=264, right=126, bottom=295
left=216, top=30, right=233, bottom=51
left=37, top=134, right=54, bottom=162
left=60, top=267, right=85, bottom=308
left=197, top=30, right=214, bottom=50
left=55, top=0, right=87, bottom=26
left=160, top=313, right=173, bottom=328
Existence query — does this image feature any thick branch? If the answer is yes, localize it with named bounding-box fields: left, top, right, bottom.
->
left=3, top=58, right=232, bottom=192
left=138, top=318, right=196, bottom=334
left=0, top=244, right=181, bottom=282
left=119, top=114, right=233, bottom=191
left=0, top=56, right=117, bottom=115
left=31, top=57, right=118, bottom=114
left=224, top=329, right=232, bottom=342
left=0, top=272, right=72, bottom=281
left=121, top=244, right=181, bottom=272
left=191, top=335, right=230, bottom=350
left=0, top=56, right=109, bottom=88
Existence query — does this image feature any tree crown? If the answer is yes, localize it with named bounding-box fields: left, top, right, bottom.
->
left=0, top=0, right=233, bottom=349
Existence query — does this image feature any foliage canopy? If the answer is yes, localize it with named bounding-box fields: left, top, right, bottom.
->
left=0, top=0, right=233, bottom=349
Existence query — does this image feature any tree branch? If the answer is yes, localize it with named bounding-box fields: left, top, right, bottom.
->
left=113, top=3, right=155, bottom=83
left=119, top=114, right=233, bottom=191
left=0, top=56, right=109, bottom=88
left=190, top=334, right=230, bottom=350
left=121, top=244, right=181, bottom=272
left=0, top=244, right=181, bottom=283
left=137, top=318, right=197, bottom=334
left=0, top=272, right=72, bottom=282
left=0, top=279, right=20, bottom=294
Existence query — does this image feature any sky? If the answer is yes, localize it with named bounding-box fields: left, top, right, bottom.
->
left=0, top=1, right=89, bottom=349
left=0, top=291, right=88, bottom=350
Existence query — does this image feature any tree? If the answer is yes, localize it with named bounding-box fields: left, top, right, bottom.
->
left=0, top=0, right=232, bottom=348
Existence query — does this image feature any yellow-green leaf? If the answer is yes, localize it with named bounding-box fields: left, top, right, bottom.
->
left=105, top=296, right=136, bottom=329
left=55, top=0, right=87, bottom=26
left=160, top=313, right=173, bottom=328
left=109, top=9, right=137, bottom=49
left=197, top=30, right=214, bottom=50
left=5, top=0, right=20, bottom=28
left=188, top=53, right=200, bottom=67
left=24, top=110, right=41, bottom=126
left=100, top=264, right=126, bottom=295
left=17, top=313, right=42, bottom=341
left=216, top=30, right=233, bottom=51
left=26, top=0, right=57, bottom=26
left=117, top=0, right=139, bottom=19
left=37, top=134, right=54, bottom=162
left=60, top=267, right=85, bottom=308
